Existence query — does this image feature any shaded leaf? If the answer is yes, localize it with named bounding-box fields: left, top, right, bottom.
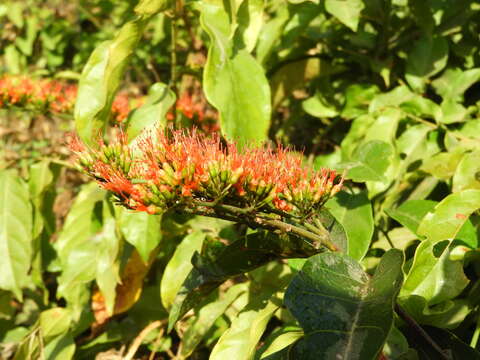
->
left=386, top=200, right=437, bottom=235
left=405, top=36, right=449, bottom=92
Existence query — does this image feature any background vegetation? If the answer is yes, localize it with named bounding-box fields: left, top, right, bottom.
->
left=1, top=0, right=480, bottom=359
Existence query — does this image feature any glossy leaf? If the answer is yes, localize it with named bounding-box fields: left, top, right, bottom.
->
left=400, top=240, right=469, bottom=305
left=75, top=18, right=147, bottom=145
left=417, top=189, right=480, bottom=241
left=325, top=0, right=364, bottom=31
left=160, top=231, right=205, bottom=310
left=272, top=249, right=404, bottom=360
left=326, top=191, right=373, bottom=261
left=0, top=170, right=33, bottom=300
left=119, top=209, right=162, bottom=263
left=405, top=36, right=449, bottom=92
left=125, top=82, right=175, bottom=142
left=200, top=0, right=271, bottom=145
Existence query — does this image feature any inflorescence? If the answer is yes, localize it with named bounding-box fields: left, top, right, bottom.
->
left=0, top=75, right=218, bottom=130
left=71, top=128, right=344, bottom=250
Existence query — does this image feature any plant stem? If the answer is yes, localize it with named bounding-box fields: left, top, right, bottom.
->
left=471, top=312, right=480, bottom=348
left=395, top=304, right=450, bottom=360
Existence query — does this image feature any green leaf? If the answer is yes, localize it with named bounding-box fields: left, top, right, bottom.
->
left=168, top=230, right=321, bottom=331
left=44, top=334, right=75, bottom=360
left=28, top=161, right=59, bottom=286
left=417, top=189, right=480, bottom=241
left=181, top=283, right=247, bottom=357
left=119, top=210, right=162, bottom=263
left=326, top=191, right=373, bottom=261
left=95, top=202, right=121, bottom=315
left=134, top=0, right=170, bottom=15
left=235, top=0, right=265, bottom=52
left=55, top=184, right=106, bottom=317
left=39, top=308, right=72, bottom=340
left=369, top=86, right=414, bottom=113
left=405, top=36, right=449, bottom=92
left=421, top=149, right=466, bottom=181
left=400, top=240, right=469, bottom=305
left=255, top=327, right=304, bottom=359
left=200, top=1, right=271, bottom=145
left=274, top=249, right=404, bottom=360
left=75, top=18, right=147, bottom=145
left=161, top=231, right=205, bottom=310
left=439, top=100, right=468, bottom=124
left=325, top=0, right=365, bottom=31
left=432, top=67, right=480, bottom=102
left=210, top=292, right=281, bottom=360
left=340, top=140, right=393, bottom=182
left=386, top=200, right=437, bottom=235
left=302, top=92, right=339, bottom=118
left=402, top=326, right=480, bottom=360
left=452, top=150, right=480, bottom=192
left=400, top=296, right=470, bottom=329
left=125, top=82, right=175, bottom=142
left=0, top=170, right=32, bottom=300
left=341, top=84, right=379, bottom=119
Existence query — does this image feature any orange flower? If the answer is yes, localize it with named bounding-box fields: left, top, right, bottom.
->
left=71, top=128, right=344, bottom=217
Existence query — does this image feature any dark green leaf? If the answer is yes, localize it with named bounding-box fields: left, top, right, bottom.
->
left=405, top=36, right=449, bottom=92
left=274, top=249, right=404, bottom=360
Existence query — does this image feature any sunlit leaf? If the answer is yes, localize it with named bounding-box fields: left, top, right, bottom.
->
left=0, top=170, right=32, bottom=300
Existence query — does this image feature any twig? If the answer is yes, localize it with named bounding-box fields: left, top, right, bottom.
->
left=123, top=320, right=165, bottom=360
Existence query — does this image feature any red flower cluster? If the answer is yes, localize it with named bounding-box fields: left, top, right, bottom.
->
left=72, top=128, right=343, bottom=218
left=0, top=75, right=219, bottom=130
left=167, top=93, right=219, bottom=133
left=0, top=75, right=133, bottom=121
